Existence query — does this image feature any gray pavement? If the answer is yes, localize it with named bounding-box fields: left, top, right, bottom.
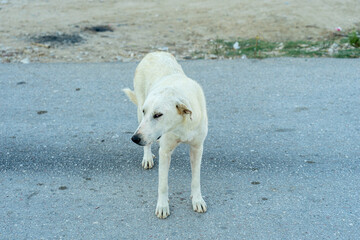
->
left=1, top=58, right=360, bottom=239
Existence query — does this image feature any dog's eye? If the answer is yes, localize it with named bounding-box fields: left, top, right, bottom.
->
left=153, top=113, right=163, bottom=119
left=142, top=110, right=145, bottom=115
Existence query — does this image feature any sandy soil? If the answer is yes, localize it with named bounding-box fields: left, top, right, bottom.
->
left=1, top=0, right=359, bottom=63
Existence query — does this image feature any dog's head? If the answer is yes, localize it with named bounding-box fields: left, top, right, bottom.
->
left=131, top=92, right=192, bottom=146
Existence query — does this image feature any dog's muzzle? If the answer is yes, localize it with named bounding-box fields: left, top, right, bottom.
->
left=131, top=133, right=146, bottom=146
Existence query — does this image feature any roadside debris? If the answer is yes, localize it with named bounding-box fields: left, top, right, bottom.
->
left=233, top=41, right=240, bottom=50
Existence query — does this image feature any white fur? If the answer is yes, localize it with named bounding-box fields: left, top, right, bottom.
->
left=123, top=52, right=208, bottom=219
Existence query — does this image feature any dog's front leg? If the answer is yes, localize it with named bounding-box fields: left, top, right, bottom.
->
left=142, top=145, right=154, bottom=169
left=155, top=146, right=172, bottom=219
left=190, top=144, right=207, bottom=213
left=155, top=138, right=178, bottom=219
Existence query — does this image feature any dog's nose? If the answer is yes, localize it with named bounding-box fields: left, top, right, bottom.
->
left=131, top=134, right=142, bottom=145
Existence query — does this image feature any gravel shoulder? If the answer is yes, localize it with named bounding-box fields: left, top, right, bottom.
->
left=1, top=0, right=359, bottom=63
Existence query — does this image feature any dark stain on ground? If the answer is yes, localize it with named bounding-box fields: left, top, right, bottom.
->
left=305, top=160, right=316, bottom=164
left=17, top=81, right=26, bottom=85
left=84, top=25, right=114, bottom=33
left=262, top=197, right=268, bottom=201
left=76, top=88, right=81, bottom=91
left=275, top=128, right=295, bottom=132
left=37, top=110, right=48, bottom=115
left=225, top=190, right=233, bottom=194
left=59, top=186, right=68, bottom=190
left=294, top=107, right=309, bottom=112
left=31, top=33, right=84, bottom=46
left=27, top=191, right=39, bottom=200
left=251, top=181, right=260, bottom=185
left=37, top=110, right=47, bottom=115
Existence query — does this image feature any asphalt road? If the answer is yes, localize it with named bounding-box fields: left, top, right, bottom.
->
left=1, top=58, right=360, bottom=239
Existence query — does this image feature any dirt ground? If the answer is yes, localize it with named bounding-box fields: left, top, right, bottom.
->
left=1, top=0, right=359, bottom=63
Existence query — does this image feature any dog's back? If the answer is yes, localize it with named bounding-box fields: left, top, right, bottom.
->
left=133, top=52, right=184, bottom=105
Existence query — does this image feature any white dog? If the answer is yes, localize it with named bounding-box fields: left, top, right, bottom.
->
left=123, top=52, right=208, bottom=219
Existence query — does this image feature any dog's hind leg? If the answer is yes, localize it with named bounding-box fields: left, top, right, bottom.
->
left=190, top=144, right=207, bottom=213
left=142, top=145, right=155, bottom=169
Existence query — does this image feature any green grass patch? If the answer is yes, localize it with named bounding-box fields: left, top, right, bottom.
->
left=206, top=30, right=360, bottom=59
left=334, top=49, right=360, bottom=58
left=349, top=31, right=360, bottom=48
left=211, top=38, right=278, bottom=58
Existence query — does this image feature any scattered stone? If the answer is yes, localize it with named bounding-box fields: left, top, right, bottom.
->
left=276, top=42, right=284, bottom=50
left=307, top=46, right=320, bottom=52
left=20, top=58, right=30, bottom=64
left=233, top=41, right=240, bottom=50
left=115, top=56, right=124, bottom=62
left=32, top=43, right=51, bottom=48
left=157, top=46, right=169, bottom=51
left=205, top=54, right=218, bottom=59
left=328, top=43, right=339, bottom=55
left=299, top=44, right=309, bottom=48
left=121, top=57, right=133, bottom=63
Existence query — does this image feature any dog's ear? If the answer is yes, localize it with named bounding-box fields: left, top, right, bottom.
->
left=176, top=103, right=192, bottom=119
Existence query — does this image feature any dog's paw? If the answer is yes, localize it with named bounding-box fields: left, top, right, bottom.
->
left=155, top=201, right=170, bottom=219
left=142, top=154, right=155, bottom=169
left=192, top=196, right=207, bottom=213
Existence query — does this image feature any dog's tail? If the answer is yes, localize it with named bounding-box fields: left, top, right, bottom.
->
left=122, top=88, right=138, bottom=105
